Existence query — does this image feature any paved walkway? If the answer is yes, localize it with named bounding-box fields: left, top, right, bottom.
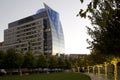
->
left=85, top=73, right=108, bottom=80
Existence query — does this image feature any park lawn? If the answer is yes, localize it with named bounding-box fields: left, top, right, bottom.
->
left=0, top=72, right=91, bottom=80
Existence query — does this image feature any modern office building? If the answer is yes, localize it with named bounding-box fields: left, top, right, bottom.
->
left=1, top=4, right=65, bottom=57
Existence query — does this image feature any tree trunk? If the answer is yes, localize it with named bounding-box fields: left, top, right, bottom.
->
left=104, top=62, right=108, bottom=79
left=87, top=66, right=89, bottom=73
left=77, top=67, right=80, bottom=72
left=113, top=63, right=117, bottom=80
left=92, top=66, right=95, bottom=74
left=19, top=67, right=22, bottom=76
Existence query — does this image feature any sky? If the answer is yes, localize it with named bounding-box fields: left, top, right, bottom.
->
left=0, top=0, right=91, bottom=54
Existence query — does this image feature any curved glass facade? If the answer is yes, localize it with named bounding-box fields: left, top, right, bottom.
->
left=36, top=8, right=46, bottom=14
left=44, top=4, right=65, bottom=55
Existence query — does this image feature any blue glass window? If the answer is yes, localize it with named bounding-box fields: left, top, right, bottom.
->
left=47, top=8, right=61, bottom=38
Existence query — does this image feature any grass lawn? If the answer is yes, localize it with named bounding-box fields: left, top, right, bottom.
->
left=0, top=72, right=91, bottom=80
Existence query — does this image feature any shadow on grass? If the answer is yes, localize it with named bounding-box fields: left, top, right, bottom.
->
left=0, top=72, right=91, bottom=80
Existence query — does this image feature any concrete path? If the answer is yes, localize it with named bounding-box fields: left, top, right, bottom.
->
left=85, top=73, right=108, bottom=80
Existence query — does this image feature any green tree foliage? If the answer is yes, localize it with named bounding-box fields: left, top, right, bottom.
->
left=0, top=50, right=5, bottom=68
left=86, top=53, right=107, bottom=66
left=15, top=52, right=24, bottom=68
left=64, top=59, right=71, bottom=69
left=37, top=53, right=48, bottom=68
left=77, top=58, right=86, bottom=67
left=48, top=56, right=57, bottom=69
left=57, top=57, right=65, bottom=69
left=1, top=49, right=79, bottom=72
left=3, top=48, right=24, bottom=69
left=3, top=48, right=16, bottom=69
left=79, top=0, right=120, bottom=59
left=68, top=57, right=79, bottom=69
left=22, top=51, right=36, bottom=68
left=68, top=58, right=74, bottom=68
left=0, top=48, right=90, bottom=72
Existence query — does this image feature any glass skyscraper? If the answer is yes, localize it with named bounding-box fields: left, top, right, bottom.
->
left=2, top=3, right=65, bottom=57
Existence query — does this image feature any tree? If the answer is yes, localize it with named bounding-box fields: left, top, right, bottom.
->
left=3, top=48, right=16, bottom=69
left=15, top=52, right=24, bottom=76
left=0, top=50, right=5, bottom=69
left=64, top=59, right=71, bottom=69
left=3, top=48, right=24, bottom=75
left=57, top=57, right=65, bottom=69
left=22, top=51, right=36, bottom=69
left=69, top=57, right=76, bottom=69
left=87, top=53, right=106, bottom=66
left=79, top=0, right=120, bottom=60
left=48, top=56, right=57, bottom=69
left=37, top=53, right=48, bottom=69
left=79, top=1, right=120, bottom=78
left=3, top=48, right=23, bottom=69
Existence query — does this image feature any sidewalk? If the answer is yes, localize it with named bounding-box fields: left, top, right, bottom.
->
left=85, top=73, right=108, bottom=80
